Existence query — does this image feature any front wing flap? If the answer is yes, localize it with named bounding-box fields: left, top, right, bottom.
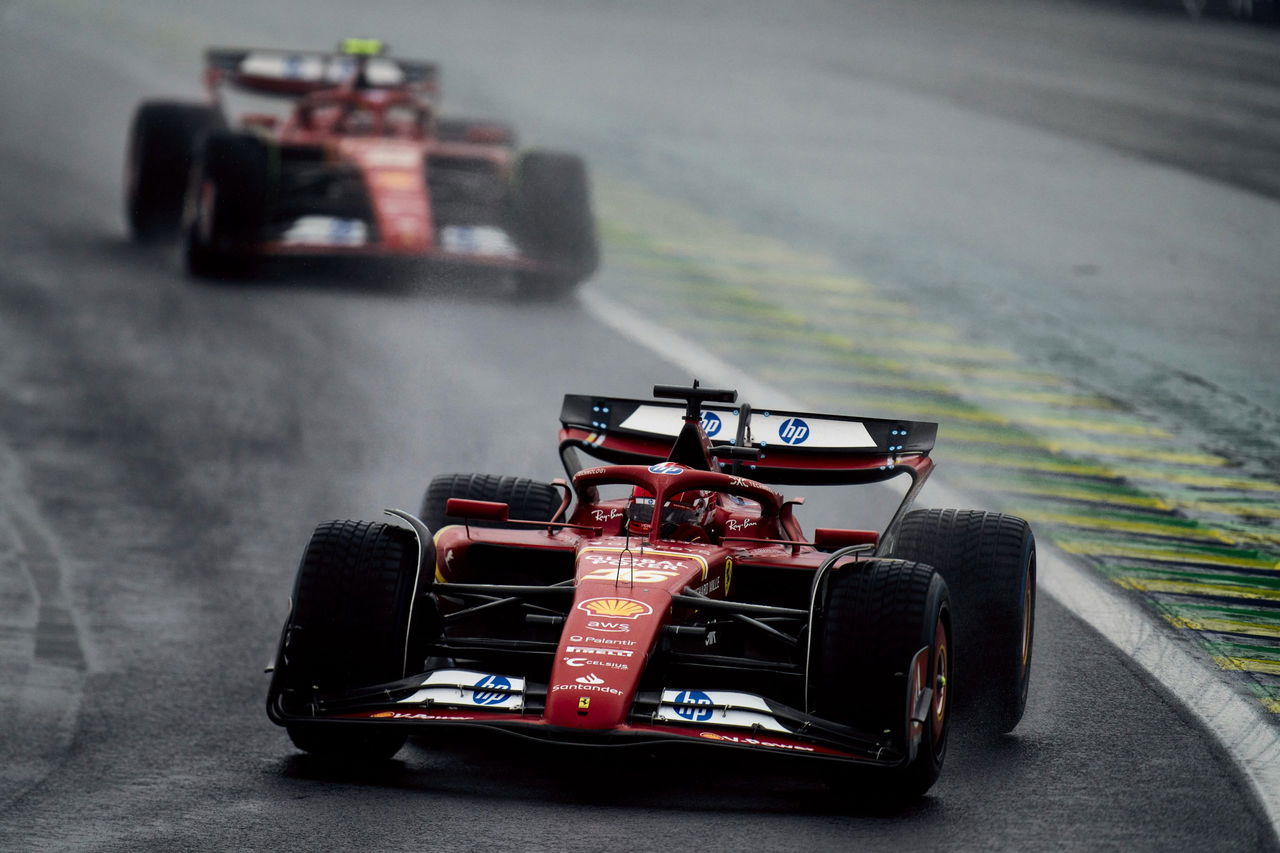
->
left=268, top=669, right=905, bottom=768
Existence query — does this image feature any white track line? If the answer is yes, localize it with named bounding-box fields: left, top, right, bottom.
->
left=581, top=288, right=1280, bottom=834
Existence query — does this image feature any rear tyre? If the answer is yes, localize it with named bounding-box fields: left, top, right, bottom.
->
left=511, top=150, right=598, bottom=298
left=420, top=474, right=560, bottom=532
left=126, top=101, right=222, bottom=242
left=278, top=520, right=435, bottom=759
left=185, top=131, right=271, bottom=279
left=811, top=559, right=951, bottom=799
left=888, top=509, right=1035, bottom=734
left=436, top=117, right=518, bottom=147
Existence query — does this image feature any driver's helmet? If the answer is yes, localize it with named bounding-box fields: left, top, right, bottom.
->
left=341, top=107, right=378, bottom=135
left=626, top=488, right=714, bottom=541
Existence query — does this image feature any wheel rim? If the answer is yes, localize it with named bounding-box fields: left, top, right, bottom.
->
left=195, top=181, right=215, bottom=244
left=1019, top=575, right=1033, bottom=674
left=931, top=618, right=949, bottom=747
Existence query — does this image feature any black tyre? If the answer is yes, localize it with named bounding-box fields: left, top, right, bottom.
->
left=126, top=100, right=223, bottom=242
left=887, top=509, right=1035, bottom=735
left=185, top=131, right=271, bottom=278
left=419, top=473, right=560, bottom=532
left=811, top=559, right=951, bottom=799
left=278, top=519, right=435, bottom=759
left=436, top=117, right=518, bottom=147
left=511, top=150, right=598, bottom=297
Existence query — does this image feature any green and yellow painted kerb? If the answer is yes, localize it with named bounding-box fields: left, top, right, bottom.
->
left=593, top=177, right=1280, bottom=715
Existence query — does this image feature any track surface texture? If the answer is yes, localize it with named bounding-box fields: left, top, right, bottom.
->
left=0, top=0, right=1277, bottom=850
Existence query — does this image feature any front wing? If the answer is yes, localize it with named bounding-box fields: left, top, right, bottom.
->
left=267, top=667, right=913, bottom=769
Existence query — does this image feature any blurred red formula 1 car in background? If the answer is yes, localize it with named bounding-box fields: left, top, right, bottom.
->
left=266, top=382, right=1037, bottom=798
left=126, top=39, right=597, bottom=294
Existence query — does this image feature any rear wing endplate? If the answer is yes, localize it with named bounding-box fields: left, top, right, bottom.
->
left=559, top=394, right=936, bottom=486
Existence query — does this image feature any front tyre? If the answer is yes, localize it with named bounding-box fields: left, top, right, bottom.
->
left=126, top=101, right=222, bottom=242
left=275, top=520, right=435, bottom=760
left=811, top=559, right=951, bottom=799
left=185, top=131, right=270, bottom=279
left=888, top=509, right=1035, bottom=734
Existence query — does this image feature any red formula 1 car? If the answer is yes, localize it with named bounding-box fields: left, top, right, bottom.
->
left=266, top=383, right=1036, bottom=797
left=126, top=41, right=597, bottom=294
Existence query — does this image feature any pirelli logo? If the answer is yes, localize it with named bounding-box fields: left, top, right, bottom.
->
left=564, top=646, right=634, bottom=658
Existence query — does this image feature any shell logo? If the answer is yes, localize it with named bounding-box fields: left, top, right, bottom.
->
left=577, top=597, right=653, bottom=620
left=374, top=171, right=419, bottom=191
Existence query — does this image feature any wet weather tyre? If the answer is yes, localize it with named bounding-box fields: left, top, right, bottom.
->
left=811, top=559, right=951, bottom=799
left=888, top=509, right=1036, bottom=735
left=278, top=520, right=433, bottom=759
left=436, top=117, right=518, bottom=147
left=512, top=150, right=598, bottom=297
left=185, top=131, right=270, bottom=278
left=126, top=101, right=222, bottom=242
left=420, top=474, right=560, bottom=532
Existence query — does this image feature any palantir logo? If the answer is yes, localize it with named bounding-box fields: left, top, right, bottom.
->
left=674, top=690, right=714, bottom=722
left=778, top=417, right=810, bottom=445
left=700, top=411, right=722, bottom=437
left=472, top=674, right=512, bottom=706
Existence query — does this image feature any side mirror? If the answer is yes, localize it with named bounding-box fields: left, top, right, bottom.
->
left=445, top=498, right=509, bottom=522
left=813, top=528, right=878, bottom=551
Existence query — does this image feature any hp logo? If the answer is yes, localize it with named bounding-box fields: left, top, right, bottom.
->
left=700, top=411, right=723, bottom=437
left=472, top=674, right=512, bottom=706
left=673, top=690, right=714, bottom=722
left=778, top=417, right=810, bottom=445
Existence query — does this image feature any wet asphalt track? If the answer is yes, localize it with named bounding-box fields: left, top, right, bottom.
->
left=1, top=0, right=1277, bottom=849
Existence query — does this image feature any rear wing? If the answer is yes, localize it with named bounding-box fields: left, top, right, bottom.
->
left=205, top=48, right=439, bottom=97
left=559, top=394, right=936, bottom=486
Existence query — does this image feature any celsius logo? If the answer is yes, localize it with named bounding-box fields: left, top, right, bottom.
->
left=700, top=411, right=722, bottom=437
left=471, top=674, right=512, bottom=706
left=648, top=462, right=684, bottom=475
left=778, top=418, right=810, bottom=445
left=673, top=690, right=714, bottom=722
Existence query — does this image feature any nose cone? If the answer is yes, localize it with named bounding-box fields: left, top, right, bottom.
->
left=544, top=592, right=666, bottom=729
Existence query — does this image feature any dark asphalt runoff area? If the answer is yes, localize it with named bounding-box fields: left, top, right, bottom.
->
left=0, top=0, right=1277, bottom=849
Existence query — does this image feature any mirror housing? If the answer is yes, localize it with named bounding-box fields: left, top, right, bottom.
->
left=813, top=528, right=878, bottom=551
left=445, top=498, right=509, bottom=522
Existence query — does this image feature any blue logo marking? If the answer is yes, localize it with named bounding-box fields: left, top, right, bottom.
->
left=648, top=462, right=685, bottom=475
left=472, top=674, right=512, bottom=706
left=778, top=418, right=810, bottom=445
left=700, top=411, right=723, bottom=437
left=674, top=690, right=714, bottom=722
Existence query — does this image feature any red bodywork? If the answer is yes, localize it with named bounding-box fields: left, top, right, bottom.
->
left=198, top=48, right=542, bottom=269
left=268, top=388, right=941, bottom=766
